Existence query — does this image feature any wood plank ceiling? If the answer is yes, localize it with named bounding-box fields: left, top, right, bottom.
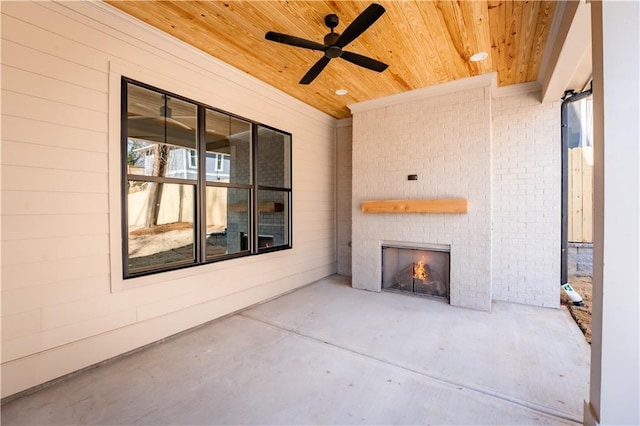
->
left=107, top=1, right=557, bottom=119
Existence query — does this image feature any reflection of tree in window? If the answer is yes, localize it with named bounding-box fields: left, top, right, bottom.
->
left=146, top=145, right=169, bottom=227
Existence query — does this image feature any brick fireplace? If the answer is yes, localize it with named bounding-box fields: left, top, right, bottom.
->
left=349, top=76, right=494, bottom=311
left=345, top=73, right=562, bottom=312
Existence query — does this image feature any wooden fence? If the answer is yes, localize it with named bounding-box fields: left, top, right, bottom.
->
left=568, top=147, right=593, bottom=243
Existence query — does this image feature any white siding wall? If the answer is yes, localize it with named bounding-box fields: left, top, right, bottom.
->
left=1, top=1, right=336, bottom=398
left=491, top=93, right=561, bottom=308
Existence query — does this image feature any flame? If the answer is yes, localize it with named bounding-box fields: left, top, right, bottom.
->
left=413, top=256, right=428, bottom=281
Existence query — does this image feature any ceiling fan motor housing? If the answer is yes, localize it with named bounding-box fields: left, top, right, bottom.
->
left=325, top=45, right=342, bottom=58
left=324, top=14, right=339, bottom=29
left=324, top=32, right=341, bottom=47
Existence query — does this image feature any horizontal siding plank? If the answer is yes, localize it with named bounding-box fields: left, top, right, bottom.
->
left=1, top=213, right=109, bottom=241
left=2, top=90, right=107, bottom=132
left=41, top=309, right=137, bottom=353
left=1, top=254, right=110, bottom=291
left=296, top=229, right=337, bottom=242
left=294, top=190, right=334, bottom=202
left=1, top=14, right=109, bottom=73
left=294, top=202, right=334, bottom=213
left=1, top=141, right=108, bottom=173
left=57, top=1, right=332, bottom=122
left=2, top=165, right=108, bottom=193
left=2, top=309, right=136, bottom=363
left=2, top=234, right=110, bottom=267
left=1, top=39, right=108, bottom=91
left=132, top=251, right=335, bottom=321
left=15, top=4, right=332, bottom=131
left=2, top=65, right=108, bottom=112
left=4, top=4, right=333, bottom=140
left=1, top=310, right=42, bottom=341
left=1, top=335, right=42, bottom=365
left=1, top=274, right=111, bottom=316
left=1, top=115, right=108, bottom=153
left=38, top=273, right=240, bottom=330
left=1, top=191, right=108, bottom=215
left=7, top=2, right=195, bottom=76
left=27, top=1, right=333, bottom=128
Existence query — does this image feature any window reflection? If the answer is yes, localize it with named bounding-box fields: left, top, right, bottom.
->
left=257, top=127, right=291, bottom=188
left=258, top=190, right=289, bottom=248
left=205, top=109, right=251, bottom=184
left=205, top=187, right=250, bottom=258
left=127, top=84, right=197, bottom=180
left=127, top=182, right=196, bottom=273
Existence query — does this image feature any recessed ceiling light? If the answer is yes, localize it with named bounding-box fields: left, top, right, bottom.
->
left=335, top=89, right=348, bottom=96
left=470, top=52, right=488, bottom=62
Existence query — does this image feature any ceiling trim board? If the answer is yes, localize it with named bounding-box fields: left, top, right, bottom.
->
left=348, top=72, right=497, bottom=115
left=536, top=0, right=568, bottom=89
left=540, top=0, right=592, bottom=102
left=492, top=81, right=542, bottom=99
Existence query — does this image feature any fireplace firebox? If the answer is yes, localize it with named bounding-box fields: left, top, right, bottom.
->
left=382, top=244, right=450, bottom=300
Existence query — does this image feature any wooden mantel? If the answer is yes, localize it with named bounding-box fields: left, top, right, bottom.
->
left=361, top=198, right=468, bottom=214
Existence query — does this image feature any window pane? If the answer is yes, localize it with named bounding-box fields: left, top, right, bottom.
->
left=127, top=83, right=197, bottom=179
left=258, top=190, right=290, bottom=248
left=127, top=181, right=196, bottom=273
left=205, top=109, right=251, bottom=184
left=206, top=187, right=250, bottom=258
left=257, top=126, right=291, bottom=188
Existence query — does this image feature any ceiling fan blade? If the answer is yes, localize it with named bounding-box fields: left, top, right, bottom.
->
left=335, top=4, right=385, bottom=48
left=341, top=51, right=388, bottom=72
left=265, top=31, right=326, bottom=51
left=300, top=56, right=331, bottom=85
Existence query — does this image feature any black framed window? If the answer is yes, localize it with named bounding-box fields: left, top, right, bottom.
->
left=122, top=79, right=292, bottom=278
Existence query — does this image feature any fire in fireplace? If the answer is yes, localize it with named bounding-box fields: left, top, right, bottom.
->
left=382, top=245, right=450, bottom=300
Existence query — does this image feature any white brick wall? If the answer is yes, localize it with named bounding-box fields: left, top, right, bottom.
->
left=348, top=76, right=561, bottom=311
left=351, top=85, right=493, bottom=311
left=491, top=93, right=561, bottom=307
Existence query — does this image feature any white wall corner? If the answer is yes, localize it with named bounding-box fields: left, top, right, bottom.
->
left=336, top=118, right=353, bottom=128
left=583, top=400, right=600, bottom=426
left=348, top=72, right=497, bottom=115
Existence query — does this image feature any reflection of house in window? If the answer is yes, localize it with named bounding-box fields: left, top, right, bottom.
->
left=214, top=153, right=224, bottom=172
left=206, top=152, right=230, bottom=181
left=129, top=140, right=230, bottom=182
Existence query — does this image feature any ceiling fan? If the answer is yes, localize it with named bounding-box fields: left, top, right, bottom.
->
left=265, top=3, right=388, bottom=85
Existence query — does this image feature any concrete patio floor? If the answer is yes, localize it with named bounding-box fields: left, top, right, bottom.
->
left=1, top=275, right=590, bottom=425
